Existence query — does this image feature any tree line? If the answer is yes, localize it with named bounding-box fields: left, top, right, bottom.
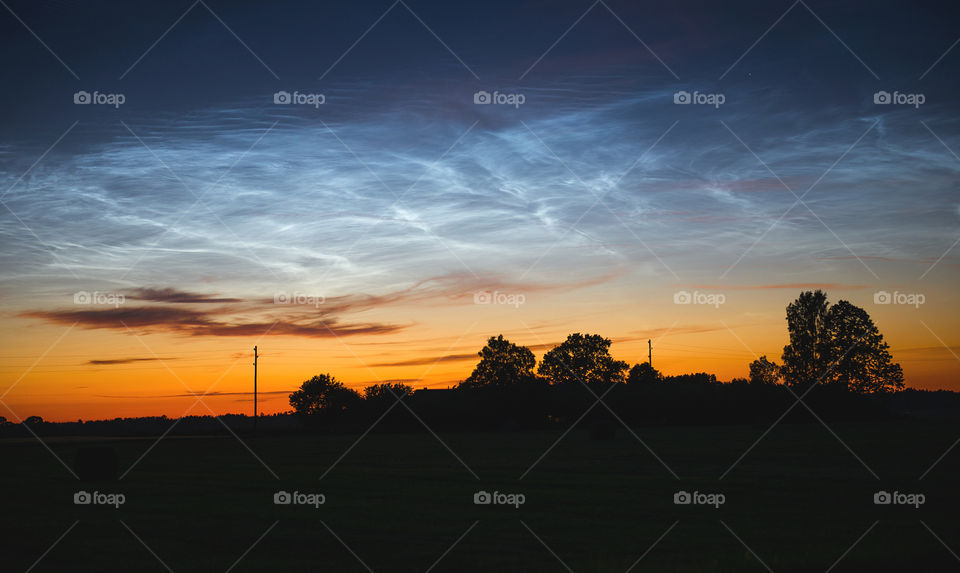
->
left=288, top=291, right=905, bottom=422
left=1, top=290, right=908, bottom=436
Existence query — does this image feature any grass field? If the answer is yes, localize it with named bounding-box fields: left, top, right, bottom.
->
left=3, top=421, right=959, bottom=572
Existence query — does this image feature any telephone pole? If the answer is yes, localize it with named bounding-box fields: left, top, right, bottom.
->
left=253, top=346, right=258, bottom=432
left=648, top=339, right=652, bottom=367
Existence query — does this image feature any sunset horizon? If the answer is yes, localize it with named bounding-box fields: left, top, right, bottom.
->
left=5, top=283, right=958, bottom=422
left=2, top=0, right=957, bottom=425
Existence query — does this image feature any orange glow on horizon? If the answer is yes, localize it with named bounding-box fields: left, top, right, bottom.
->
left=2, top=285, right=957, bottom=422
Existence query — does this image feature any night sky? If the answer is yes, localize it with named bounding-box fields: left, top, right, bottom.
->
left=2, top=0, right=959, bottom=420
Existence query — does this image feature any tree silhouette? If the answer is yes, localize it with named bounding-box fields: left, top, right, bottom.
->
left=363, top=382, right=413, bottom=402
left=538, top=333, right=628, bottom=385
left=626, top=362, right=661, bottom=384
left=781, top=290, right=830, bottom=388
left=289, top=374, right=361, bottom=415
left=459, top=334, right=537, bottom=388
left=781, top=291, right=903, bottom=393
left=748, top=355, right=781, bottom=385
left=824, top=300, right=903, bottom=393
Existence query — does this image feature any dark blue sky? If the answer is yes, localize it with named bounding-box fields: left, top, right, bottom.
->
left=2, top=0, right=958, bottom=134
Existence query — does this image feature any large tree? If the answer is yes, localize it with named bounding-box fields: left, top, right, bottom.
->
left=781, top=291, right=903, bottom=393
left=538, top=333, right=628, bottom=385
left=459, top=335, right=537, bottom=388
left=781, top=290, right=830, bottom=387
left=289, top=374, right=361, bottom=415
left=823, top=300, right=904, bottom=393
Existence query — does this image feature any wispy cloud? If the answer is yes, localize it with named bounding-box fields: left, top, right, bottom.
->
left=96, top=390, right=294, bottom=399
left=22, top=306, right=406, bottom=338
left=683, top=283, right=869, bottom=291
left=125, top=288, right=242, bottom=304
left=371, top=353, right=478, bottom=368
left=86, top=357, right=175, bottom=365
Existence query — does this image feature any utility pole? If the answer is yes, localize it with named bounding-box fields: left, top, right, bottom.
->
left=253, top=346, right=258, bottom=432
left=648, top=339, right=652, bottom=367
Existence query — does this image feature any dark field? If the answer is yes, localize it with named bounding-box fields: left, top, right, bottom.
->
left=3, top=421, right=959, bottom=572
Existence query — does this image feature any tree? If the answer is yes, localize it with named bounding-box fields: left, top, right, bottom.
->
left=781, top=291, right=903, bottom=393
left=823, top=300, right=904, bottom=393
left=748, top=356, right=781, bottom=385
left=363, top=382, right=413, bottom=402
left=781, top=290, right=830, bottom=388
left=289, top=374, right=361, bottom=415
left=23, top=415, right=43, bottom=426
left=460, top=335, right=537, bottom=388
left=626, top=362, right=661, bottom=385
left=538, top=333, right=628, bottom=385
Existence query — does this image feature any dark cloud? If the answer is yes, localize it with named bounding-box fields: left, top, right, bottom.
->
left=23, top=306, right=213, bottom=329
left=125, top=287, right=242, bottom=304
left=87, top=357, right=174, bottom=365
left=21, top=272, right=618, bottom=340
left=371, top=353, right=478, bottom=367
left=96, top=390, right=294, bottom=399
left=21, top=306, right=405, bottom=338
left=368, top=341, right=577, bottom=367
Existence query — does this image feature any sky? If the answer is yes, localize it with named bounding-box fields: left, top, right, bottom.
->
left=1, top=0, right=958, bottom=422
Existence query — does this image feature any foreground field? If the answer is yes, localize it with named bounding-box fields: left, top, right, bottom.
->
left=2, top=421, right=959, bottom=572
